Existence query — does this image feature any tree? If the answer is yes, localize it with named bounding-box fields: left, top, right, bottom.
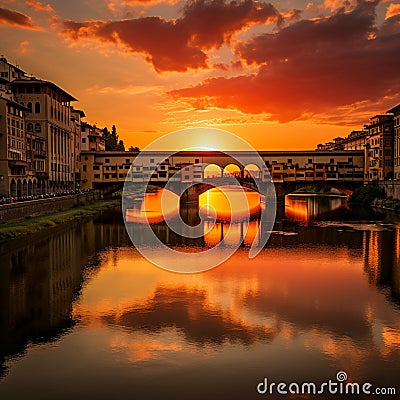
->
left=102, top=124, right=125, bottom=151
left=128, top=146, right=140, bottom=152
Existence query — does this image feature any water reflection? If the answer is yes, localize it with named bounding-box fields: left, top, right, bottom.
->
left=0, top=205, right=400, bottom=399
left=125, top=188, right=261, bottom=225
left=199, top=187, right=261, bottom=221
left=285, top=193, right=349, bottom=224
left=0, top=209, right=129, bottom=378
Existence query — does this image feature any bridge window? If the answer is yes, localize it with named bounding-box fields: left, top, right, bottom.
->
left=195, top=158, right=200, bottom=164
left=105, top=159, right=110, bottom=163
left=288, top=158, right=292, bottom=164
left=330, top=158, right=334, bottom=164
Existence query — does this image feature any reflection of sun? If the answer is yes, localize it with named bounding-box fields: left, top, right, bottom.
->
left=199, top=187, right=260, bottom=221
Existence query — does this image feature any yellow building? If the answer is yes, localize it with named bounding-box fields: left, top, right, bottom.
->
left=387, top=104, right=400, bottom=180
left=364, top=115, right=394, bottom=181
left=12, top=77, right=78, bottom=192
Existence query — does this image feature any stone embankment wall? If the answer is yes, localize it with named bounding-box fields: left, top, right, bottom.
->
left=380, top=181, right=400, bottom=200
left=0, top=192, right=98, bottom=224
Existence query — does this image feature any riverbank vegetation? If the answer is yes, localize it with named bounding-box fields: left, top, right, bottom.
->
left=349, top=185, right=386, bottom=206
left=373, top=196, right=400, bottom=212
left=0, top=199, right=120, bottom=242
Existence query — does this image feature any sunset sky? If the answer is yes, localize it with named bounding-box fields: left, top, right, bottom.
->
left=1, top=0, right=399, bottom=150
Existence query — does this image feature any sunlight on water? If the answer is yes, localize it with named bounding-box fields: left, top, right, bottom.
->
left=199, top=187, right=261, bottom=221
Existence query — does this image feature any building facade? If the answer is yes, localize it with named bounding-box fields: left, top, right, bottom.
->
left=0, top=97, right=32, bottom=197
left=364, top=114, right=394, bottom=181
left=388, top=104, right=400, bottom=180
left=12, top=78, right=78, bottom=192
left=81, top=122, right=105, bottom=152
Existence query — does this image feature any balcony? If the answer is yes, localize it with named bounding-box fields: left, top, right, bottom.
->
left=8, top=159, right=27, bottom=167
left=33, top=150, right=47, bottom=158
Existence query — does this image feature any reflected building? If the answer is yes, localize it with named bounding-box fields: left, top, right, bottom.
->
left=0, top=211, right=130, bottom=378
left=285, top=194, right=349, bottom=224
left=363, top=228, right=399, bottom=303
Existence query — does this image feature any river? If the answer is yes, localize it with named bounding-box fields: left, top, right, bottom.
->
left=0, top=190, right=399, bottom=399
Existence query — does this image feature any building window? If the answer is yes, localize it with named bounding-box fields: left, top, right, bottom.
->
left=35, top=102, right=40, bottom=113
left=94, top=174, right=100, bottom=179
left=330, top=158, right=334, bottom=164
left=27, top=102, right=32, bottom=112
left=82, top=138, right=86, bottom=143
left=105, top=159, right=110, bottom=163
left=150, top=158, right=154, bottom=164
left=27, top=123, right=33, bottom=132
left=126, top=159, right=130, bottom=163
left=288, top=159, right=292, bottom=164
left=308, top=159, right=312, bottom=164
left=184, top=175, right=190, bottom=180
left=93, top=165, right=100, bottom=170
left=35, top=123, right=41, bottom=133
left=83, top=165, right=87, bottom=172
left=195, top=158, right=200, bottom=164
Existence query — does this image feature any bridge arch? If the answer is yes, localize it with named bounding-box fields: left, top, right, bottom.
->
left=10, top=179, right=16, bottom=197
left=244, top=164, right=261, bottom=179
left=17, top=179, right=22, bottom=198
left=223, top=163, right=241, bottom=177
left=204, top=164, right=222, bottom=179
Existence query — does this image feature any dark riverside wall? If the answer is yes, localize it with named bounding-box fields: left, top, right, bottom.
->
left=380, top=181, right=400, bottom=200
left=0, top=192, right=99, bottom=224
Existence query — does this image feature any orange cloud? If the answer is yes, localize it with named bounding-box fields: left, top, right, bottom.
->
left=61, top=0, right=281, bottom=72
left=386, top=3, right=400, bottom=18
left=19, top=40, right=30, bottom=54
left=25, top=0, right=54, bottom=13
left=169, top=1, right=400, bottom=123
left=0, top=7, right=37, bottom=28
